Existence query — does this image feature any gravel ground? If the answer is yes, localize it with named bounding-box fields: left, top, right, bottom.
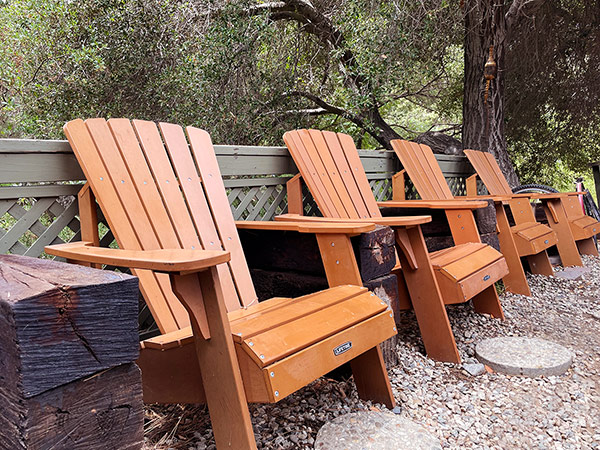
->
left=144, top=255, right=600, bottom=449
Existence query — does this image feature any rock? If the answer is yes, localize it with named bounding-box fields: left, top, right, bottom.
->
left=555, top=266, right=591, bottom=280
left=475, top=337, right=573, bottom=377
left=314, top=412, right=441, bottom=449
left=463, top=363, right=486, bottom=376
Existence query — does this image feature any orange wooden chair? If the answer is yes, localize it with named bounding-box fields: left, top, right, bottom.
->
left=464, top=148, right=600, bottom=262
left=391, top=140, right=561, bottom=297
left=45, top=119, right=401, bottom=450
left=281, top=129, right=509, bottom=364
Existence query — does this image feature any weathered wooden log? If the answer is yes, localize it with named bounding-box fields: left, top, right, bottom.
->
left=0, top=255, right=139, bottom=397
left=240, top=229, right=325, bottom=275
left=250, top=268, right=329, bottom=302
left=239, top=226, right=396, bottom=282
left=353, top=225, right=396, bottom=282
left=0, top=363, right=143, bottom=450
left=424, top=232, right=500, bottom=253
left=472, top=199, right=497, bottom=234
left=364, top=273, right=400, bottom=367
left=364, top=273, right=401, bottom=320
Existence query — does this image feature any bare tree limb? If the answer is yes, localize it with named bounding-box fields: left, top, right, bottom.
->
left=506, top=0, right=546, bottom=32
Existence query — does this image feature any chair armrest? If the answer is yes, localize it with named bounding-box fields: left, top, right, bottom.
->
left=273, top=214, right=432, bottom=227
left=45, top=242, right=230, bottom=273
left=377, top=199, right=488, bottom=210
left=236, top=220, right=377, bottom=234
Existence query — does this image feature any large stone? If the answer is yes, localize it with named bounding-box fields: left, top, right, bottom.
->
left=476, top=337, right=573, bottom=377
left=314, top=411, right=441, bottom=450
left=555, top=266, right=591, bottom=280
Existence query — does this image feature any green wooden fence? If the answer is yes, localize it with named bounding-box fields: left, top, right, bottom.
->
left=0, top=138, right=475, bottom=258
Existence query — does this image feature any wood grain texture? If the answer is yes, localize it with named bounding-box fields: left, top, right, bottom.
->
left=353, top=225, right=396, bottom=282
left=0, top=363, right=143, bottom=450
left=0, top=255, right=139, bottom=398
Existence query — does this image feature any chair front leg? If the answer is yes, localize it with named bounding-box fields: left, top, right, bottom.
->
left=445, top=209, right=482, bottom=245
left=494, top=203, right=531, bottom=296
left=541, top=198, right=584, bottom=266
left=394, top=226, right=461, bottom=363
left=171, top=268, right=257, bottom=450
left=315, top=233, right=395, bottom=408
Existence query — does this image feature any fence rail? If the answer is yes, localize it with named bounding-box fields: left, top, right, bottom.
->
left=0, top=138, right=475, bottom=259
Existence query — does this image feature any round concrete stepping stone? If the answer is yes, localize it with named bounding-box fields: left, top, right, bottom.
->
left=476, top=337, right=573, bottom=376
left=314, top=411, right=441, bottom=450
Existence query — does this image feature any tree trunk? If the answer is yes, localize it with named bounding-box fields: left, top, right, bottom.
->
left=462, top=0, right=519, bottom=187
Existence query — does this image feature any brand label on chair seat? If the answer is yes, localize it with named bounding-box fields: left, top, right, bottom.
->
left=333, top=341, right=352, bottom=356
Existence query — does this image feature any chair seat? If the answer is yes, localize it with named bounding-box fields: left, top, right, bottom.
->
left=511, top=222, right=557, bottom=256
left=430, top=243, right=508, bottom=304
left=570, top=215, right=600, bottom=240
left=139, top=285, right=395, bottom=403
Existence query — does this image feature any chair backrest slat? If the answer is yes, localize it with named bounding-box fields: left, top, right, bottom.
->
left=321, top=132, right=372, bottom=218
left=187, top=126, right=257, bottom=308
left=64, top=118, right=256, bottom=334
left=154, top=122, right=243, bottom=311
left=335, top=133, right=382, bottom=217
left=391, top=140, right=454, bottom=200
left=463, top=149, right=513, bottom=195
left=283, top=129, right=381, bottom=219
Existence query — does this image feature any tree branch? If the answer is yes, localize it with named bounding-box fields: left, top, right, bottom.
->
left=282, top=90, right=368, bottom=127
left=505, top=0, right=546, bottom=32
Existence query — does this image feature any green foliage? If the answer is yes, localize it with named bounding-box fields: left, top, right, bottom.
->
left=1, top=0, right=205, bottom=137
left=0, top=0, right=463, bottom=146
left=2, top=0, right=597, bottom=195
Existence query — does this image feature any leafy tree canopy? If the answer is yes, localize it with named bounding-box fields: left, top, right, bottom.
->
left=0, top=0, right=599, bottom=191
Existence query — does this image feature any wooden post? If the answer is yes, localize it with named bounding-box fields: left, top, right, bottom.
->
left=286, top=174, right=304, bottom=215
left=0, top=254, right=143, bottom=450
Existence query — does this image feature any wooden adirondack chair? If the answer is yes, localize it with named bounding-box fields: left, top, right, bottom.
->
left=45, top=119, right=400, bottom=450
left=391, top=140, right=561, bottom=297
left=464, top=149, right=600, bottom=262
left=281, top=129, right=509, bottom=364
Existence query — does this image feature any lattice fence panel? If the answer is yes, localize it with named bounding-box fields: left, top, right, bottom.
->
left=301, top=183, right=320, bottom=216
left=477, top=180, right=489, bottom=195
left=227, top=184, right=288, bottom=221
left=369, top=179, right=393, bottom=201
left=404, top=179, right=420, bottom=200
left=447, top=177, right=466, bottom=196
left=0, top=196, right=80, bottom=258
